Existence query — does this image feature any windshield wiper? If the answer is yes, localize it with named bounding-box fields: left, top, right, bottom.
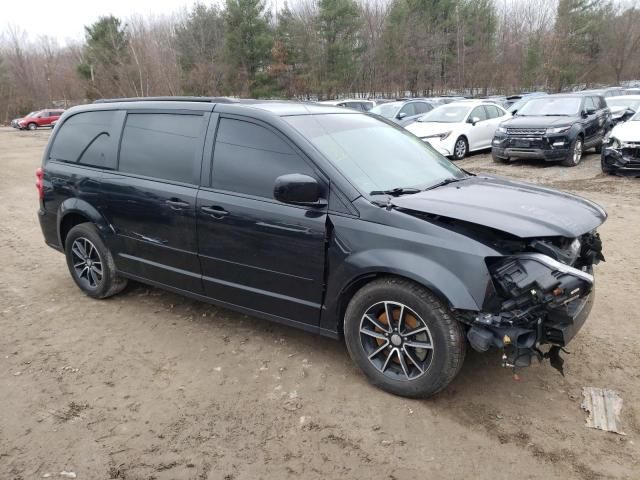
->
left=369, top=187, right=422, bottom=196
left=543, top=114, right=569, bottom=116
left=424, top=177, right=463, bottom=191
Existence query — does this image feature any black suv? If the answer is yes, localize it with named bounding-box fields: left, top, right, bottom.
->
left=492, top=94, right=612, bottom=166
left=38, top=97, right=606, bottom=397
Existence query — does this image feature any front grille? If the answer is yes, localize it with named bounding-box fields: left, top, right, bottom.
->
left=507, top=128, right=547, bottom=136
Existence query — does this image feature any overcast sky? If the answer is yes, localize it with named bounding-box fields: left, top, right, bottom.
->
left=3, top=0, right=222, bottom=46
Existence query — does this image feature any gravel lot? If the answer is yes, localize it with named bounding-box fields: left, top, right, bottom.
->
left=1, top=126, right=639, bottom=480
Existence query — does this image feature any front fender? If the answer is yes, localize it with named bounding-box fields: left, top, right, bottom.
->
left=337, top=248, right=481, bottom=310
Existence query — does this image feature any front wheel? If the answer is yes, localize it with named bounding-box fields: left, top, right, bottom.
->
left=64, top=223, right=127, bottom=299
left=27, top=123, right=37, bottom=131
left=344, top=277, right=466, bottom=398
left=561, top=136, right=583, bottom=167
left=452, top=136, right=468, bottom=160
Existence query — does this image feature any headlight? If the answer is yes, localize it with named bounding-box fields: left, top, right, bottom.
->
left=421, top=131, right=452, bottom=141
left=546, top=126, right=571, bottom=134
left=496, top=126, right=507, bottom=133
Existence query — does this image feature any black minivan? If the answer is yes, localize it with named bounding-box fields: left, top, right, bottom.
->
left=38, top=98, right=606, bottom=397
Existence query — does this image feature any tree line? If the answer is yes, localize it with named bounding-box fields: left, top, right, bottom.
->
left=1, top=0, right=640, bottom=122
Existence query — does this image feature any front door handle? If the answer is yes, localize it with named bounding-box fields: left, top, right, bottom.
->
left=166, top=198, right=190, bottom=209
left=201, top=205, right=229, bottom=218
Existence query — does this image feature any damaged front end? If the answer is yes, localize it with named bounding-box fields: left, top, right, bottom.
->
left=461, top=232, right=605, bottom=375
left=602, top=140, right=640, bottom=177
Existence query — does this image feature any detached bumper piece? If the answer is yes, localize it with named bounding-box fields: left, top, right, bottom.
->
left=602, top=146, right=640, bottom=177
left=467, top=238, right=603, bottom=374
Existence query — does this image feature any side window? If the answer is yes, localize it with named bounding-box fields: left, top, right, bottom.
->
left=212, top=118, right=314, bottom=199
left=414, top=102, right=432, bottom=114
left=485, top=105, right=502, bottom=118
left=597, top=97, right=607, bottom=109
left=469, top=106, right=488, bottom=122
left=585, top=97, right=597, bottom=112
left=399, top=103, right=417, bottom=117
left=49, top=110, right=120, bottom=169
left=119, top=113, right=204, bottom=183
left=40, top=112, right=50, bottom=118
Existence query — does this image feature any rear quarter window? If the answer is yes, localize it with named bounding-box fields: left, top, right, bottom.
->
left=49, top=110, right=120, bottom=169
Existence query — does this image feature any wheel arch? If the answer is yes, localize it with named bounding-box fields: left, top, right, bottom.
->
left=327, top=255, right=481, bottom=336
left=57, top=198, right=112, bottom=248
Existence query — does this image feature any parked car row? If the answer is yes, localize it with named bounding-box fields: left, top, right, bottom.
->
left=10, top=109, right=65, bottom=130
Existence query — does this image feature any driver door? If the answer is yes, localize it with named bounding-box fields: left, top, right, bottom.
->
left=196, top=116, right=328, bottom=327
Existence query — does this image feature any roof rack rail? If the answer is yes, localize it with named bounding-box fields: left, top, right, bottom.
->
left=93, top=96, right=239, bottom=104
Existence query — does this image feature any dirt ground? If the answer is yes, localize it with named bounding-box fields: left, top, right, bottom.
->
left=1, top=126, right=639, bottom=480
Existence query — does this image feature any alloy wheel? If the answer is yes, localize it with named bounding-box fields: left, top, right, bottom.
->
left=359, top=301, right=434, bottom=381
left=454, top=139, right=466, bottom=159
left=573, top=138, right=583, bottom=164
left=70, top=237, right=103, bottom=289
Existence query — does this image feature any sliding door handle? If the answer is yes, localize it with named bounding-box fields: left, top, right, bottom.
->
left=201, top=205, right=229, bottom=218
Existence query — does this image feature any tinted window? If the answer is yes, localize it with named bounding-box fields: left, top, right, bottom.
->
left=119, top=113, right=203, bottom=183
left=49, top=110, right=120, bottom=169
left=212, top=118, right=314, bottom=198
left=469, top=106, right=488, bottom=121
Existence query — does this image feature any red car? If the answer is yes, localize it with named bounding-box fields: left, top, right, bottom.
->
left=18, top=109, right=64, bottom=130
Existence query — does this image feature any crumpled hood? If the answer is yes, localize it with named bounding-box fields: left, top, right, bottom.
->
left=406, top=122, right=456, bottom=137
left=610, top=120, right=640, bottom=142
left=391, top=175, right=607, bottom=238
left=501, top=115, right=579, bottom=128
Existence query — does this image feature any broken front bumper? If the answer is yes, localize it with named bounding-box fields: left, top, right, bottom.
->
left=602, top=147, right=640, bottom=176
left=466, top=249, right=599, bottom=371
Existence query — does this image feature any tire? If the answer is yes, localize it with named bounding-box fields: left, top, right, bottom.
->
left=594, top=142, right=603, bottom=154
left=64, top=223, right=127, bottom=299
left=27, top=123, right=37, bottom=131
left=561, top=135, right=583, bottom=167
left=452, top=136, right=468, bottom=160
left=344, top=277, right=466, bottom=398
left=492, top=152, right=508, bottom=163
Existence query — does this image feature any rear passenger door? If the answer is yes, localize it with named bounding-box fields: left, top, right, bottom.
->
left=196, top=116, right=328, bottom=327
left=583, top=97, right=600, bottom=146
left=99, top=110, right=209, bottom=293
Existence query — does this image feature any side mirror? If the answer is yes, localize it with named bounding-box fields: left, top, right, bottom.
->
left=274, top=174, right=323, bottom=206
left=397, top=112, right=407, bottom=120
left=469, top=116, right=481, bottom=125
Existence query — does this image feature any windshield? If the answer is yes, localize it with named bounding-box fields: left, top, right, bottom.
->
left=518, top=97, right=582, bottom=116
left=606, top=98, right=640, bottom=110
left=416, top=105, right=469, bottom=123
left=284, top=114, right=465, bottom=194
left=370, top=102, right=401, bottom=119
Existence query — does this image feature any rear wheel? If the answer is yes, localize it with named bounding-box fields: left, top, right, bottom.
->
left=561, top=136, right=583, bottom=167
left=452, top=136, right=468, bottom=160
left=64, top=223, right=127, bottom=299
left=344, top=277, right=466, bottom=398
